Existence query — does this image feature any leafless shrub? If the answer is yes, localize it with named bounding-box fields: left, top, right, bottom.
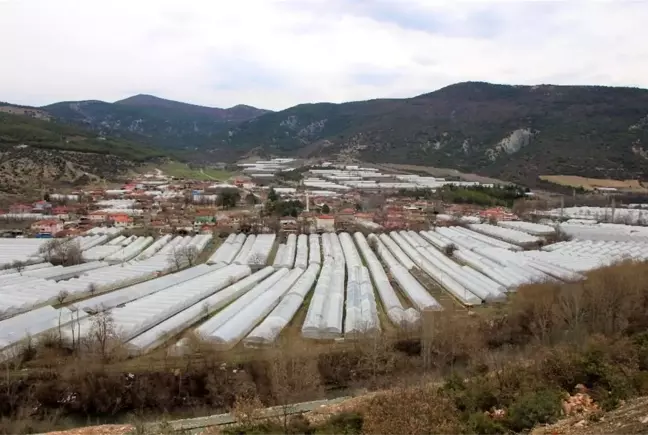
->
left=167, top=245, right=199, bottom=270
left=362, top=384, right=464, bottom=434
left=267, top=341, right=323, bottom=432
left=87, top=311, right=118, bottom=362
left=8, top=260, right=27, bottom=275
left=39, top=239, right=82, bottom=266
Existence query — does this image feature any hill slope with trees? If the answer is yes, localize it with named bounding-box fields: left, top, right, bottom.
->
left=218, top=82, right=648, bottom=184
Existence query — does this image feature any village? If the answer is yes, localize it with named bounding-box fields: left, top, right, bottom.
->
left=0, top=159, right=517, bottom=238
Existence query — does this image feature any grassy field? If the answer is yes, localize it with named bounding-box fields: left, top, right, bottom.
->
left=157, top=162, right=234, bottom=181
left=540, top=175, right=648, bottom=192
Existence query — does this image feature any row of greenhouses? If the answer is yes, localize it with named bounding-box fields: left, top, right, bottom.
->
left=5, top=222, right=635, bottom=360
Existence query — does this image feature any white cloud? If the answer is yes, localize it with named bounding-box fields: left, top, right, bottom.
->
left=0, top=0, right=647, bottom=110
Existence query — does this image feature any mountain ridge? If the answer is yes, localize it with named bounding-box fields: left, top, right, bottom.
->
left=114, top=94, right=270, bottom=120
left=39, top=95, right=269, bottom=150
left=3, top=81, right=648, bottom=185
left=215, top=81, right=648, bottom=185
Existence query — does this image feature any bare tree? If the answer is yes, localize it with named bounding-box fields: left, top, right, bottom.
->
left=67, top=307, right=84, bottom=352
left=267, top=343, right=323, bottom=432
left=87, top=283, right=98, bottom=298
left=55, top=290, right=70, bottom=346
left=9, top=260, right=27, bottom=275
left=89, top=311, right=116, bottom=362
left=39, top=239, right=82, bottom=266
left=168, top=245, right=200, bottom=270
left=39, top=238, right=60, bottom=263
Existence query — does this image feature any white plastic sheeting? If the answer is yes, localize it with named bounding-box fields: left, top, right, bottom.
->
left=451, top=244, right=556, bottom=290
left=0, top=305, right=88, bottom=359
left=85, top=227, right=123, bottom=236
left=135, top=234, right=173, bottom=260
left=468, top=224, right=542, bottom=247
left=272, top=244, right=287, bottom=267
left=1, top=241, right=203, bottom=319
left=294, top=234, right=309, bottom=269
left=369, top=234, right=443, bottom=311
left=285, top=234, right=297, bottom=267
left=206, top=267, right=305, bottom=350
left=452, top=226, right=523, bottom=251
left=378, top=233, right=415, bottom=270
left=67, top=264, right=252, bottom=343
left=558, top=223, right=648, bottom=243
left=108, top=235, right=128, bottom=246
left=0, top=239, right=47, bottom=268
left=82, top=245, right=122, bottom=261
left=13, top=261, right=108, bottom=281
left=243, top=234, right=276, bottom=266
left=273, top=234, right=297, bottom=268
left=322, top=233, right=333, bottom=259
left=234, top=235, right=257, bottom=264
left=339, top=232, right=380, bottom=336
left=197, top=268, right=303, bottom=350
left=308, top=234, right=321, bottom=265
left=196, top=268, right=288, bottom=338
left=391, top=231, right=483, bottom=306
left=78, top=264, right=216, bottom=313
left=104, top=237, right=154, bottom=263
left=497, top=221, right=556, bottom=236
left=540, top=239, right=648, bottom=271
left=0, top=262, right=54, bottom=277
left=435, top=226, right=521, bottom=252
left=126, top=266, right=275, bottom=355
left=207, top=233, right=246, bottom=264
left=540, top=206, right=648, bottom=225
left=0, top=306, right=59, bottom=350
left=301, top=236, right=347, bottom=340
left=418, top=244, right=505, bottom=302
left=245, top=263, right=320, bottom=347
left=186, top=234, right=213, bottom=254
left=354, top=232, right=418, bottom=327
left=420, top=231, right=454, bottom=252
left=302, top=259, right=339, bottom=339
left=345, top=266, right=380, bottom=337
left=74, top=235, right=109, bottom=251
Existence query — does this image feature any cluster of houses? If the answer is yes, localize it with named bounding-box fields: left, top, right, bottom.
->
left=0, top=167, right=520, bottom=238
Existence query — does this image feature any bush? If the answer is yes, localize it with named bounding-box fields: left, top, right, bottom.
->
left=222, top=421, right=284, bottom=435
left=467, top=412, right=507, bottom=435
left=362, top=386, right=465, bottom=434
left=316, top=412, right=363, bottom=435
left=505, top=389, right=563, bottom=432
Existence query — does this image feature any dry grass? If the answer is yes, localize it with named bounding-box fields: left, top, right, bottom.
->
left=539, top=175, right=648, bottom=192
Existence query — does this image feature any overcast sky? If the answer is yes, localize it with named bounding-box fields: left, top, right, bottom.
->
left=1, top=0, right=646, bottom=110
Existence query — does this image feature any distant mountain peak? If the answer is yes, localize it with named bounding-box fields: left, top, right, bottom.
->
left=114, top=94, right=270, bottom=121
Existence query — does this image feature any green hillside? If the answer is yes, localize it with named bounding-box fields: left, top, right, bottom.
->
left=217, top=82, right=648, bottom=184
left=0, top=112, right=164, bottom=162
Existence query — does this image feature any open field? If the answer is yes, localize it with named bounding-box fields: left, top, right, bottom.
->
left=156, top=161, right=234, bottom=181
left=539, top=175, right=648, bottom=192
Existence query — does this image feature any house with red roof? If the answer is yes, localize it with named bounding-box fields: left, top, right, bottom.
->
left=110, top=213, right=133, bottom=227
left=88, top=211, right=108, bottom=222
left=9, top=204, right=32, bottom=214
left=52, top=206, right=69, bottom=220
